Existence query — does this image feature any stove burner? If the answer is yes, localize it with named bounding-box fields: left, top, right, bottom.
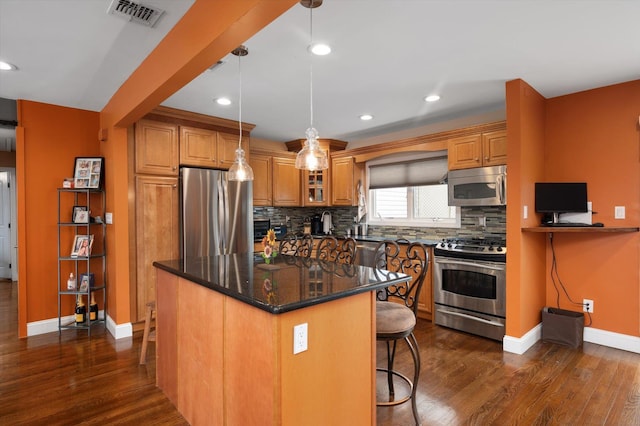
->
left=435, top=237, right=507, bottom=262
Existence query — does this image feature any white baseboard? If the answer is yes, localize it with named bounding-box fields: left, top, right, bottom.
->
left=27, top=311, right=132, bottom=340
left=503, top=323, right=640, bottom=355
left=503, top=323, right=541, bottom=354
left=584, top=327, right=640, bottom=353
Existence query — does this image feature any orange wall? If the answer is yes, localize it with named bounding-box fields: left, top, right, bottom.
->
left=543, top=80, right=640, bottom=336
left=16, top=100, right=100, bottom=336
left=505, top=79, right=548, bottom=337
left=507, top=79, right=640, bottom=339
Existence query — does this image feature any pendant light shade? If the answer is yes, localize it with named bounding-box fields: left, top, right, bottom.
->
left=228, top=45, right=254, bottom=182
left=295, top=0, right=328, bottom=171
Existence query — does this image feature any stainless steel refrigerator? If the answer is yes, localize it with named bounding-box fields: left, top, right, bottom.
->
left=180, top=167, right=253, bottom=258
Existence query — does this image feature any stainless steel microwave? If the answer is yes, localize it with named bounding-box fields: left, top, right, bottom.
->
left=447, top=165, right=506, bottom=206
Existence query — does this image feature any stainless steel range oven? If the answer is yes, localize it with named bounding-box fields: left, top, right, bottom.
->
left=433, top=237, right=506, bottom=341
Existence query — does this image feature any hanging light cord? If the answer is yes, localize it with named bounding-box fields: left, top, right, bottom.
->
left=308, top=5, right=314, bottom=130
left=238, top=52, right=243, bottom=150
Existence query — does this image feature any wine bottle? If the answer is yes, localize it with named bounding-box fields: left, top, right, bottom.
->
left=67, top=272, right=76, bottom=291
left=89, top=294, right=98, bottom=321
left=75, top=295, right=86, bottom=324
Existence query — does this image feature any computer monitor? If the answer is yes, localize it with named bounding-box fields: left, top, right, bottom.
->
left=535, top=182, right=588, bottom=224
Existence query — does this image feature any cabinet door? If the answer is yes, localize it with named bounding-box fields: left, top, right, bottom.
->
left=273, top=157, right=301, bottom=206
left=416, top=248, right=433, bottom=321
left=179, top=126, right=217, bottom=167
left=135, top=120, right=179, bottom=175
left=482, top=130, right=507, bottom=166
left=218, top=132, right=246, bottom=170
left=331, top=157, right=356, bottom=206
left=447, top=135, right=482, bottom=170
left=249, top=154, right=273, bottom=206
left=303, top=170, right=329, bottom=206
left=135, top=176, right=179, bottom=322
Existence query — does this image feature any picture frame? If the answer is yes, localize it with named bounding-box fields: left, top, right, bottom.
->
left=73, top=157, right=104, bottom=189
left=70, top=234, right=94, bottom=257
left=72, top=206, right=89, bottom=223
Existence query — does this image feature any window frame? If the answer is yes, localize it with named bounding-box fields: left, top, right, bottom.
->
left=366, top=152, right=461, bottom=229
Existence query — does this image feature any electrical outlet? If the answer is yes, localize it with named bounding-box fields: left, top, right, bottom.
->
left=615, top=206, right=625, bottom=219
left=583, top=298, right=594, bottom=313
left=293, top=323, right=308, bottom=354
left=105, top=212, right=113, bottom=224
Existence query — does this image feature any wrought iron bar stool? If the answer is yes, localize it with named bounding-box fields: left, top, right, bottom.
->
left=315, top=236, right=357, bottom=264
left=373, top=239, right=428, bottom=426
left=279, top=233, right=314, bottom=258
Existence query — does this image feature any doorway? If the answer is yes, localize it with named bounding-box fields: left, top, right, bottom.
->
left=0, top=168, right=16, bottom=281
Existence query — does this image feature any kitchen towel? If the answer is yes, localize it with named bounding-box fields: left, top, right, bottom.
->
left=357, top=180, right=367, bottom=222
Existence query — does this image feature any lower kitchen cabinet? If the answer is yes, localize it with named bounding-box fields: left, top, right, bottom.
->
left=134, top=176, right=179, bottom=323
left=417, top=246, right=434, bottom=321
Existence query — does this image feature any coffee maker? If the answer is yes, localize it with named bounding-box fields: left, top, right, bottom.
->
left=311, top=214, right=322, bottom=235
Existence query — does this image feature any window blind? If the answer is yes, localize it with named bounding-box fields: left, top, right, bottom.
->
left=369, top=155, right=448, bottom=189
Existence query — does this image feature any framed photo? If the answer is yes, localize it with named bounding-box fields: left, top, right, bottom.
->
left=72, top=206, right=89, bottom=223
left=70, top=234, right=94, bottom=257
left=73, top=157, right=104, bottom=189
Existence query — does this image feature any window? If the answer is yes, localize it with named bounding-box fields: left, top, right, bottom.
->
left=367, top=153, right=460, bottom=228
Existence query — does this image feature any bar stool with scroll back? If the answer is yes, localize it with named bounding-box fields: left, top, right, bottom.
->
left=373, top=239, right=428, bottom=426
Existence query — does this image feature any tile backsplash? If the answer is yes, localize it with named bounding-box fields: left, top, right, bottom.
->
left=253, top=205, right=506, bottom=241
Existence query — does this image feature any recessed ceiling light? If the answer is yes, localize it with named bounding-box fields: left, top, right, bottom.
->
left=360, top=114, right=373, bottom=121
left=309, top=43, right=331, bottom=56
left=215, top=97, right=231, bottom=106
left=0, top=61, right=17, bottom=71
left=425, top=95, right=440, bottom=102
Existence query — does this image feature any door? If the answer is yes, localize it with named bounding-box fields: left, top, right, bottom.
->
left=0, top=171, right=11, bottom=279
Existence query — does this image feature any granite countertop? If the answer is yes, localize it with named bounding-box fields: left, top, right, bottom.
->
left=287, top=233, right=441, bottom=247
left=153, top=253, right=410, bottom=314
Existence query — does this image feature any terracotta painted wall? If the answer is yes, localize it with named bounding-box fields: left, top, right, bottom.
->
left=506, top=79, right=548, bottom=337
left=543, top=80, right=640, bottom=336
left=16, top=100, right=99, bottom=336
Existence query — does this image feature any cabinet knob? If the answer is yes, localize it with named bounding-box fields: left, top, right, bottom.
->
left=485, top=157, right=489, bottom=160
left=172, top=184, right=177, bottom=189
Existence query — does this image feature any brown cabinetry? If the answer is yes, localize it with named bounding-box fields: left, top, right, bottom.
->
left=135, top=119, right=179, bottom=176
left=448, top=130, right=507, bottom=170
left=330, top=156, right=364, bottom=206
left=249, top=153, right=273, bottom=206
left=179, top=126, right=244, bottom=169
left=134, top=176, right=179, bottom=322
left=285, top=139, right=347, bottom=207
left=273, top=156, right=301, bottom=206
left=417, top=247, right=434, bottom=321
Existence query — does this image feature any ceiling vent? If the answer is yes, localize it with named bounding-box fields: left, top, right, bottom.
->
left=107, top=0, right=165, bottom=27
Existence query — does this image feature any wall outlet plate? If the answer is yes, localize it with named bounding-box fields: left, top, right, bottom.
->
left=293, top=323, right=308, bottom=354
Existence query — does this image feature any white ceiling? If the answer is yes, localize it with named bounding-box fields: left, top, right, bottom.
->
left=1, top=0, right=639, bottom=146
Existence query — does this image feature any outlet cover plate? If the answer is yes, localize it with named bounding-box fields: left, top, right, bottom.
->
left=293, top=323, right=308, bottom=354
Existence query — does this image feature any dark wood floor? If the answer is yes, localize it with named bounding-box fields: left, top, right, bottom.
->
left=1, top=279, right=639, bottom=425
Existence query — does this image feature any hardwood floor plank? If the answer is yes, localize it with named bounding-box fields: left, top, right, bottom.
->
left=2, top=281, right=640, bottom=425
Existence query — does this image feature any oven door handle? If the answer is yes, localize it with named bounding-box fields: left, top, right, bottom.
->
left=437, top=308, right=504, bottom=327
left=435, top=258, right=505, bottom=271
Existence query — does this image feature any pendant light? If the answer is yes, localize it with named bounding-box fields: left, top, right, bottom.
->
left=295, top=0, right=329, bottom=171
left=228, top=45, right=254, bottom=182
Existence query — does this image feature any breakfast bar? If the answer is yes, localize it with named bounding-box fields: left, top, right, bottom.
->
left=153, top=254, right=410, bottom=426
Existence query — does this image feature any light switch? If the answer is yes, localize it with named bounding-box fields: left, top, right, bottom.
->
left=615, top=206, right=625, bottom=219
left=523, top=205, right=528, bottom=219
left=105, top=212, right=113, bottom=224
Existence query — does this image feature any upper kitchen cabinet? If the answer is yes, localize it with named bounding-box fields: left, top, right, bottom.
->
left=135, top=119, right=179, bottom=176
left=285, top=139, right=347, bottom=207
left=179, top=126, right=248, bottom=169
left=272, top=154, right=301, bottom=207
left=249, top=152, right=273, bottom=206
left=330, top=155, right=364, bottom=206
left=448, top=129, right=507, bottom=170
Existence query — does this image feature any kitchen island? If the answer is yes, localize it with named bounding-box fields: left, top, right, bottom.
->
left=153, top=253, right=409, bottom=426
